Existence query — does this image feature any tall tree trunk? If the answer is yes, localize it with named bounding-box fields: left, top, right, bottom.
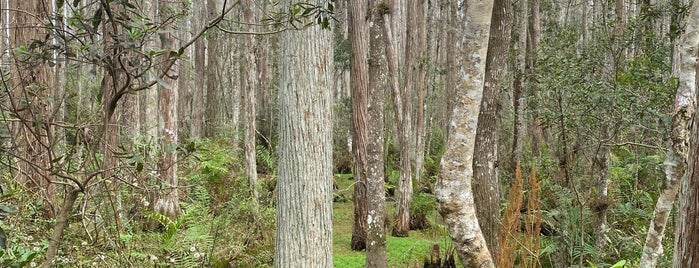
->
left=205, top=0, right=221, bottom=138
left=473, top=0, right=511, bottom=261
left=526, top=0, right=542, bottom=157
left=671, top=2, right=699, bottom=266
left=191, top=0, right=206, bottom=139
left=411, top=1, right=427, bottom=188
left=274, top=0, right=334, bottom=265
left=365, top=1, right=389, bottom=265
left=348, top=0, right=369, bottom=251
left=435, top=0, right=495, bottom=266
left=639, top=2, right=687, bottom=265
left=511, top=0, right=528, bottom=170
left=241, top=0, right=262, bottom=231
left=8, top=0, right=56, bottom=217
left=153, top=0, right=180, bottom=220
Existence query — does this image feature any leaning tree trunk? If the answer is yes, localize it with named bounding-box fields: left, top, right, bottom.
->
left=472, top=0, right=511, bottom=260
left=434, top=0, right=495, bottom=267
left=365, top=0, right=389, bottom=265
left=671, top=2, right=699, bottom=267
left=274, top=0, right=334, bottom=265
left=348, top=0, right=370, bottom=251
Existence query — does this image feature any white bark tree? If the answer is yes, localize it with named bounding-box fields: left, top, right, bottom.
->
left=671, top=2, right=699, bottom=267
left=640, top=2, right=693, bottom=267
left=434, top=0, right=495, bottom=266
left=274, top=0, right=334, bottom=266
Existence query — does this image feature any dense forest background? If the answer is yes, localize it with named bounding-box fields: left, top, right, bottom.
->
left=0, top=0, right=697, bottom=267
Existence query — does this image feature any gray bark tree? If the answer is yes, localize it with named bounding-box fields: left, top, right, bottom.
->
left=365, top=0, right=389, bottom=265
left=274, top=0, right=334, bottom=265
left=671, top=2, right=699, bottom=267
left=639, top=1, right=690, bottom=266
left=153, top=0, right=181, bottom=220
left=435, top=0, right=495, bottom=266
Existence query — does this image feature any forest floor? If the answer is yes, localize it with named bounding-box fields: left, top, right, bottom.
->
left=331, top=174, right=454, bottom=267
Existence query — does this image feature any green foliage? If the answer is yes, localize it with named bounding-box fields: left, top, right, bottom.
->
left=410, top=193, right=436, bottom=219
left=0, top=242, right=46, bottom=268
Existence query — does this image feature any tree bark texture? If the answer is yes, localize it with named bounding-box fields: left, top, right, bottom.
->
left=365, top=1, right=389, bottom=265
left=8, top=0, right=56, bottom=216
left=672, top=2, right=699, bottom=266
left=435, top=0, right=495, bottom=267
left=349, top=0, right=370, bottom=251
left=410, top=0, right=427, bottom=187
left=242, top=0, right=262, bottom=230
left=154, top=0, right=180, bottom=220
left=205, top=0, right=222, bottom=138
left=640, top=11, right=691, bottom=267
left=274, top=1, right=334, bottom=265
left=473, top=0, right=511, bottom=260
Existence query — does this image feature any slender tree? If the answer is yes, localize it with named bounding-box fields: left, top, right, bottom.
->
left=348, top=0, right=370, bottom=251
left=365, top=0, right=389, bottom=265
left=473, top=0, right=512, bottom=260
left=153, top=0, right=181, bottom=220
left=274, top=0, right=334, bottom=265
left=241, top=0, right=262, bottom=231
left=435, top=0, right=495, bottom=266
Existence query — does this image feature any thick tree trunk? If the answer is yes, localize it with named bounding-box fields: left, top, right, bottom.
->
left=274, top=0, right=334, bottom=265
left=435, top=0, right=495, bottom=267
left=671, top=3, right=699, bottom=267
left=639, top=5, right=688, bottom=266
left=348, top=0, right=369, bottom=251
left=473, top=0, right=511, bottom=261
left=8, top=0, right=56, bottom=216
left=365, top=1, right=389, bottom=265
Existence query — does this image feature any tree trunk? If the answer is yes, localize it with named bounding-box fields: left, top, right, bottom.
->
left=191, top=0, right=206, bottom=139
left=411, top=1, right=427, bottom=188
left=671, top=2, right=699, bottom=266
left=511, top=0, right=527, bottom=170
left=365, top=1, right=389, bottom=265
left=639, top=3, right=688, bottom=265
left=153, top=0, right=180, bottom=220
left=205, top=0, right=221, bottom=138
left=473, top=0, right=511, bottom=261
left=435, top=0, right=495, bottom=266
left=348, top=0, right=369, bottom=251
left=241, top=0, right=262, bottom=231
left=8, top=0, right=56, bottom=217
left=274, top=1, right=334, bottom=265
left=380, top=0, right=413, bottom=237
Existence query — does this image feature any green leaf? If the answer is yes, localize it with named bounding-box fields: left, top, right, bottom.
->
left=57, top=0, right=65, bottom=9
left=610, top=260, right=627, bottom=268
